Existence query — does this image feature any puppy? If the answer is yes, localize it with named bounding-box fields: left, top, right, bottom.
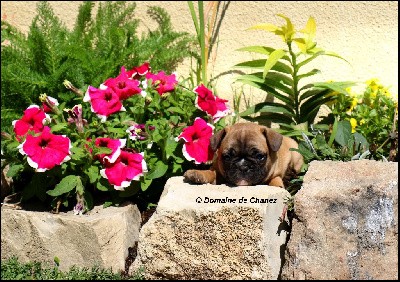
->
left=183, top=122, right=303, bottom=188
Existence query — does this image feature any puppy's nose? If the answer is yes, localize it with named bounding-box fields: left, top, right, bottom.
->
left=238, top=159, right=250, bottom=173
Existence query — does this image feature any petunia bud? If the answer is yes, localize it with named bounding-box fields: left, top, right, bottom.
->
left=63, top=80, right=84, bottom=96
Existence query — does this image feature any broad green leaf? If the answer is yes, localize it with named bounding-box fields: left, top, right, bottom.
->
left=233, top=59, right=292, bottom=73
left=167, top=107, right=186, bottom=115
left=353, top=132, right=369, bottom=151
left=75, top=177, right=84, bottom=195
left=141, top=178, right=153, bottom=191
left=86, top=165, right=99, bottom=184
left=235, top=79, right=294, bottom=106
left=50, top=123, right=67, bottom=132
left=241, top=112, right=294, bottom=125
left=296, top=51, right=324, bottom=70
left=47, top=175, right=79, bottom=196
left=94, top=147, right=113, bottom=155
left=328, top=118, right=338, bottom=147
left=312, top=81, right=356, bottom=95
left=335, top=120, right=352, bottom=147
left=299, top=88, right=330, bottom=103
left=263, top=49, right=287, bottom=78
left=297, top=69, right=320, bottom=81
left=239, top=101, right=294, bottom=117
left=236, top=45, right=275, bottom=55
left=146, top=161, right=168, bottom=179
left=165, top=137, right=178, bottom=158
left=107, top=127, right=126, bottom=135
left=6, top=164, right=24, bottom=178
left=96, top=179, right=110, bottom=191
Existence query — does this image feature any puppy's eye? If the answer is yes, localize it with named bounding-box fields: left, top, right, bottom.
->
left=222, top=149, right=235, bottom=161
left=255, top=153, right=266, bottom=161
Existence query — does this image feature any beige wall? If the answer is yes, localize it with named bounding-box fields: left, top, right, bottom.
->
left=1, top=1, right=398, bottom=105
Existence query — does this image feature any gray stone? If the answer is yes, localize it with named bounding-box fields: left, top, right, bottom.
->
left=1, top=202, right=141, bottom=272
left=281, top=160, right=398, bottom=280
left=130, top=176, right=291, bottom=280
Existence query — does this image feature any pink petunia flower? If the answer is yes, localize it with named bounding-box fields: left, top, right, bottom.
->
left=126, top=124, right=155, bottom=141
left=41, top=95, right=59, bottom=113
left=12, top=105, right=50, bottom=141
left=176, top=117, right=215, bottom=164
left=17, top=126, right=72, bottom=172
left=194, top=84, right=230, bottom=122
left=83, top=85, right=126, bottom=122
left=127, top=62, right=151, bottom=79
left=100, top=151, right=147, bottom=190
left=94, top=137, right=126, bottom=164
left=145, top=71, right=178, bottom=96
left=103, top=66, right=142, bottom=100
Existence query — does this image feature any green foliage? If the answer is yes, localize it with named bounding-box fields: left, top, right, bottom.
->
left=1, top=1, right=194, bottom=132
left=233, top=14, right=354, bottom=136
left=323, top=78, right=398, bottom=160
left=1, top=256, right=144, bottom=280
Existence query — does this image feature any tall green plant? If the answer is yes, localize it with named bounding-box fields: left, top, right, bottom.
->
left=233, top=14, right=354, bottom=136
left=1, top=1, right=194, bottom=132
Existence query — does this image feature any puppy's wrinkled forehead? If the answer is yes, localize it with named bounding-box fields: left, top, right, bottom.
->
left=223, top=123, right=268, bottom=151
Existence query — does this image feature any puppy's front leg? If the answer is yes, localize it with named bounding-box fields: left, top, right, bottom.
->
left=268, top=176, right=284, bottom=188
left=184, top=169, right=216, bottom=184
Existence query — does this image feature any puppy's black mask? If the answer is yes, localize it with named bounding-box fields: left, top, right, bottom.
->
left=221, top=146, right=268, bottom=186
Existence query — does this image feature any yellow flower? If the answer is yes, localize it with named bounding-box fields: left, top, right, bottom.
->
left=350, top=97, right=358, bottom=111
left=349, top=118, right=357, bottom=133
left=360, top=119, right=366, bottom=125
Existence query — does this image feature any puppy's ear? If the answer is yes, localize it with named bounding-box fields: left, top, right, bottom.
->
left=261, top=127, right=283, bottom=152
left=210, top=128, right=227, bottom=152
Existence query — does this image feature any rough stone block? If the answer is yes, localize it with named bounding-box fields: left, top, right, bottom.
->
left=1, top=202, right=141, bottom=272
left=281, top=160, right=398, bottom=280
left=130, top=176, right=291, bottom=280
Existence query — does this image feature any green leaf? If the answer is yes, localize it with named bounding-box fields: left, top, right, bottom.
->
left=50, top=123, right=67, bottom=132
left=146, top=161, right=168, bottom=179
left=235, top=79, right=294, bottom=106
left=263, top=49, right=287, bottom=78
left=96, top=178, right=110, bottom=192
left=241, top=112, right=294, bottom=125
left=84, top=190, right=94, bottom=211
left=6, top=164, right=24, bottom=178
left=141, top=178, right=153, bottom=191
left=297, top=69, right=320, bottom=80
left=86, top=165, right=99, bottom=184
left=47, top=175, right=79, bottom=196
left=335, top=120, right=352, bottom=147
left=236, top=45, right=275, bottom=55
left=312, top=81, right=356, bottom=95
left=239, top=101, right=294, bottom=117
left=328, top=118, right=338, bottom=147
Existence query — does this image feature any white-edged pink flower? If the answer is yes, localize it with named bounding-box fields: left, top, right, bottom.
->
left=100, top=151, right=147, bottom=190
left=103, top=66, right=142, bottom=100
left=127, top=62, right=151, bottom=79
left=94, top=137, right=126, bottom=164
left=145, top=71, right=178, bottom=96
left=194, top=84, right=230, bottom=122
left=12, top=105, right=50, bottom=141
left=17, top=126, right=72, bottom=172
left=176, top=117, right=215, bottom=164
left=83, top=85, right=125, bottom=122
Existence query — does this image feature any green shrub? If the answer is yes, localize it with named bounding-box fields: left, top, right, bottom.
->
left=1, top=1, right=195, bottom=132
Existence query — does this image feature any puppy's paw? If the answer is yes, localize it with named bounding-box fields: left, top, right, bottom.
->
left=183, top=170, right=215, bottom=184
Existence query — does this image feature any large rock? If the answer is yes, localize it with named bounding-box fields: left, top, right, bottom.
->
left=130, top=176, right=291, bottom=280
left=281, top=160, right=398, bottom=280
left=1, top=202, right=141, bottom=272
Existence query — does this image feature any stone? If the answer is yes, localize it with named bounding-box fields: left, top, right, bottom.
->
left=130, top=176, right=291, bottom=280
left=281, top=160, right=398, bottom=280
left=1, top=202, right=141, bottom=272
